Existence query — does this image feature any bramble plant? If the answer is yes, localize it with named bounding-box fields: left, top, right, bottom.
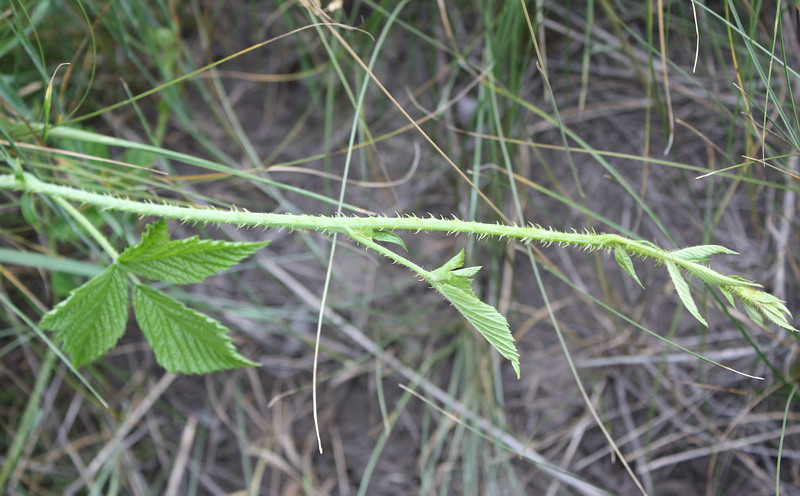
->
left=5, top=0, right=800, bottom=493
left=0, top=167, right=795, bottom=378
left=39, top=219, right=266, bottom=373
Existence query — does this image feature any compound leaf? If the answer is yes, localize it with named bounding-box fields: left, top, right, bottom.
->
left=430, top=251, right=520, bottom=378
left=666, top=261, right=707, bottom=327
left=133, top=285, right=258, bottom=374
left=40, top=264, right=129, bottom=367
left=119, top=220, right=268, bottom=284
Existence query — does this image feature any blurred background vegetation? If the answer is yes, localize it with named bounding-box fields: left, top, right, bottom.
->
left=1, top=1, right=799, bottom=494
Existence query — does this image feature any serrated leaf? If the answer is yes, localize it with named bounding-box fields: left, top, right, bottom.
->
left=371, top=230, right=407, bottom=252
left=119, top=220, right=268, bottom=284
left=40, top=264, right=129, bottom=367
left=429, top=257, right=520, bottom=378
left=129, top=219, right=170, bottom=249
left=719, top=288, right=736, bottom=308
left=133, top=285, right=258, bottom=374
left=432, top=250, right=466, bottom=278
left=755, top=298, right=795, bottom=331
left=670, top=245, right=738, bottom=262
left=765, top=313, right=797, bottom=332
left=450, top=266, right=482, bottom=278
left=761, top=305, right=790, bottom=325
left=613, top=247, right=643, bottom=288
left=742, top=302, right=765, bottom=328
left=681, top=261, right=758, bottom=288
left=665, top=261, right=707, bottom=326
left=752, top=291, right=784, bottom=305
left=732, top=287, right=797, bottom=332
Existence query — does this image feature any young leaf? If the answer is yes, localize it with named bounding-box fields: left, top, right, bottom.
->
left=450, top=266, right=482, bottom=278
left=433, top=250, right=468, bottom=276
left=749, top=292, right=795, bottom=331
left=613, top=247, right=643, bottom=288
left=133, top=285, right=259, bottom=374
left=742, top=302, right=765, bottom=328
left=729, top=286, right=797, bottom=332
left=719, top=287, right=736, bottom=308
left=40, top=264, right=129, bottom=367
left=119, top=220, right=268, bottom=284
left=666, top=261, right=708, bottom=326
left=429, top=252, right=521, bottom=378
left=371, top=230, right=407, bottom=252
left=125, top=218, right=170, bottom=249
left=761, top=304, right=794, bottom=330
left=682, top=263, right=756, bottom=288
left=670, top=245, right=738, bottom=263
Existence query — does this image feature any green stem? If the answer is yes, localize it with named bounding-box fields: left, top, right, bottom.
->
left=52, top=196, right=142, bottom=285
left=0, top=173, right=777, bottom=295
left=52, top=197, right=119, bottom=259
left=3, top=173, right=794, bottom=341
left=344, top=226, right=431, bottom=280
left=4, top=173, right=637, bottom=249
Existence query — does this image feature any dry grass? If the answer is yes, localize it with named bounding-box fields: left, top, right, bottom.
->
left=1, top=1, right=799, bottom=494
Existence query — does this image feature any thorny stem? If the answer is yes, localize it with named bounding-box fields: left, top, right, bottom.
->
left=2, top=173, right=673, bottom=256
left=344, top=226, right=430, bottom=279
left=2, top=173, right=796, bottom=332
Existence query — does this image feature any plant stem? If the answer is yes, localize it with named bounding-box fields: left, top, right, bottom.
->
left=3, top=172, right=794, bottom=332
left=52, top=197, right=119, bottom=259
left=344, top=226, right=431, bottom=279
left=0, top=173, right=771, bottom=294
left=3, top=173, right=638, bottom=249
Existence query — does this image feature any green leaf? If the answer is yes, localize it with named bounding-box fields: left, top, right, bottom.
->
left=371, top=230, right=407, bottom=252
left=670, top=245, right=738, bottom=262
left=40, top=264, right=129, bottom=367
left=665, top=261, right=707, bottom=326
left=129, top=218, right=170, bottom=248
left=742, top=302, right=765, bottom=328
left=119, top=220, right=268, bottom=284
left=680, top=261, right=758, bottom=288
left=719, top=287, right=736, bottom=308
left=613, top=247, right=643, bottom=288
left=761, top=305, right=794, bottom=330
left=20, top=193, right=39, bottom=229
left=11, top=156, right=24, bottom=182
left=432, top=250, right=467, bottom=277
left=133, top=285, right=259, bottom=374
left=750, top=292, right=795, bottom=331
left=730, top=286, right=797, bottom=332
left=451, top=266, right=482, bottom=278
left=429, top=252, right=520, bottom=378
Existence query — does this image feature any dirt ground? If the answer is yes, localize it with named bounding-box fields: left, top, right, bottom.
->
left=3, top=2, right=800, bottom=495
